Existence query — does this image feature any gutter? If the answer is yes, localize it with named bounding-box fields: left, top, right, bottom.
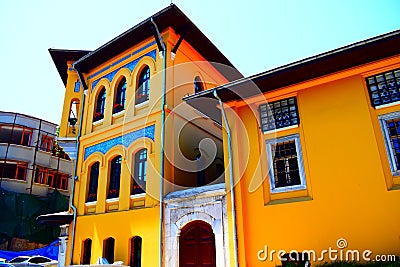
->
left=213, top=89, right=239, bottom=267
left=68, top=65, right=87, bottom=265
left=150, top=17, right=166, bottom=267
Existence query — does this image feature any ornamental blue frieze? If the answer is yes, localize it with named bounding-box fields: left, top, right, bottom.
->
left=91, top=47, right=157, bottom=90
left=83, top=124, right=155, bottom=160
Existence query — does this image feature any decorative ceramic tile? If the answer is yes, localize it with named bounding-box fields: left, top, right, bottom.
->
left=84, top=124, right=155, bottom=160
left=74, top=81, right=81, bottom=92
left=91, top=49, right=157, bottom=90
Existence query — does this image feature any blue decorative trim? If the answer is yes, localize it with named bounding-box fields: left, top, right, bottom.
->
left=91, top=49, right=157, bottom=90
left=74, top=81, right=81, bottom=92
left=88, top=41, right=156, bottom=80
left=84, top=125, right=155, bottom=160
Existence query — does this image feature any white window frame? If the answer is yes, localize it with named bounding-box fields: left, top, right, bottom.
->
left=379, top=111, right=400, bottom=176
left=265, top=134, right=307, bottom=193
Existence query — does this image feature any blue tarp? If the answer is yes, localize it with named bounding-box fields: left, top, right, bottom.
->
left=0, top=240, right=58, bottom=261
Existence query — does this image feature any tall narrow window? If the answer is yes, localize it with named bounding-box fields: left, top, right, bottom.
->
left=35, top=166, right=48, bottom=184
left=108, top=156, right=122, bottom=199
left=130, top=236, right=142, bottom=267
left=113, top=78, right=127, bottom=114
left=136, top=66, right=150, bottom=105
left=69, top=99, right=80, bottom=127
left=87, top=162, right=99, bottom=202
left=132, top=149, right=146, bottom=195
left=194, top=76, right=204, bottom=93
left=40, top=135, right=53, bottom=152
left=94, top=88, right=106, bottom=122
left=103, top=237, right=115, bottom=264
left=266, top=134, right=306, bottom=193
left=81, top=239, right=92, bottom=264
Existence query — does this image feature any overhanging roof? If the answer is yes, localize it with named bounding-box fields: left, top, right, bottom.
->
left=49, top=49, right=91, bottom=86
left=184, top=29, right=400, bottom=122
left=36, top=211, right=73, bottom=226
left=72, top=4, right=242, bottom=81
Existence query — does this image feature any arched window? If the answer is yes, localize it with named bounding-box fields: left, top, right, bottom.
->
left=136, top=66, right=150, bottom=105
left=108, top=156, right=122, bottom=199
left=68, top=99, right=80, bottom=129
left=194, top=76, right=204, bottom=93
left=81, top=238, right=92, bottom=264
left=113, top=77, right=127, bottom=114
left=94, top=88, right=106, bottom=122
left=132, top=149, right=147, bottom=195
left=129, top=236, right=142, bottom=267
left=87, top=162, right=99, bottom=202
left=103, top=237, right=115, bottom=264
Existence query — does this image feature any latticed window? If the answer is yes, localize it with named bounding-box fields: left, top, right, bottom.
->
left=113, top=77, right=127, bottom=114
left=366, top=68, right=400, bottom=107
left=379, top=112, right=400, bottom=174
left=40, top=135, right=53, bottom=152
left=108, top=156, right=122, bottom=199
left=132, top=149, right=146, bottom=195
left=136, top=66, right=150, bottom=105
left=35, top=166, right=48, bottom=184
left=259, top=97, right=299, bottom=132
left=94, top=88, right=106, bottom=122
left=272, top=140, right=301, bottom=188
left=194, top=76, right=204, bottom=93
left=81, top=239, right=92, bottom=264
left=0, top=161, right=27, bottom=181
left=87, top=162, right=99, bottom=202
left=266, top=134, right=306, bottom=192
left=130, top=236, right=142, bottom=267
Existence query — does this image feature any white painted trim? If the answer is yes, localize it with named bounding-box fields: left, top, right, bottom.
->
left=92, top=119, right=104, bottom=126
left=84, top=201, right=97, bottom=206
left=112, top=110, right=125, bottom=117
left=135, top=100, right=149, bottom=109
left=379, top=111, right=400, bottom=176
left=263, top=124, right=298, bottom=135
left=375, top=101, right=400, bottom=110
left=130, top=193, right=146, bottom=199
left=266, top=134, right=307, bottom=193
left=105, top=197, right=119, bottom=203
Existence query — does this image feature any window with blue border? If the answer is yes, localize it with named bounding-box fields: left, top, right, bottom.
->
left=265, top=134, right=306, bottom=193
left=379, top=111, right=400, bottom=175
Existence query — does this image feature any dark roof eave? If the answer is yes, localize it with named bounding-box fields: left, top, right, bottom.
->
left=184, top=29, right=400, bottom=103
left=49, top=48, right=91, bottom=86
left=72, top=4, right=242, bottom=81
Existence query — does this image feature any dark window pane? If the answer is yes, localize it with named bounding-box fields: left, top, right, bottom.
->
left=366, top=68, right=400, bottom=107
left=259, top=97, right=299, bottom=131
left=272, top=140, right=301, bottom=188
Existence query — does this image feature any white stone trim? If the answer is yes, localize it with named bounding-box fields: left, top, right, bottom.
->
left=164, top=184, right=230, bottom=267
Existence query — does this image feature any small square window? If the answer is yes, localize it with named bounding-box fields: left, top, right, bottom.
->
left=366, top=68, right=400, bottom=107
left=266, top=134, right=306, bottom=193
left=259, top=97, right=299, bottom=132
left=379, top=111, right=400, bottom=175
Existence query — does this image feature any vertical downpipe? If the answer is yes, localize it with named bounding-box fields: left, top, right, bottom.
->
left=150, top=17, right=167, bottom=267
left=69, top=67, right=87, bottom=265
left=213, top=89, right=239, bottom=267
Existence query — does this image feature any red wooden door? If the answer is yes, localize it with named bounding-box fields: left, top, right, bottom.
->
left=179, top=221, right=216, bottom=267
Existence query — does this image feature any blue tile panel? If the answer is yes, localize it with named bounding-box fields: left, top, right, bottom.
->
left=74, top=81, right=81, bottom=92
left=83, top=124, right=155, bottom=160
left=91, top=49, right=157, bottom=90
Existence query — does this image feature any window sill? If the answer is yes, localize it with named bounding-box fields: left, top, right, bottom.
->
left=106, top=197, right=119, bottom=203
left=135, top=100, right=149, bottom=109
left=270, top=184, right=307, bottom=194
left=92, top=119, right=104, bottom=126
left=85, top=201, right=97, bottom=206
left=375, top=101, right=400, bottom=110
left=130, top=193, right=146, bottom=199
left=263, top=124, right=298, bottom=135
left=112, top=110, right=125, bottom=118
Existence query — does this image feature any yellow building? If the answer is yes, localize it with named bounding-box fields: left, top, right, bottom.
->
left=185, top=30, right=400, bottom=266
left=50, top=3, right=400, bottom=267
left=50, top=4, right=242, bottom=267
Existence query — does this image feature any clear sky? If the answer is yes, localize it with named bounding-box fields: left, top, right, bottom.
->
left=0, top=0, right=399, bottom=124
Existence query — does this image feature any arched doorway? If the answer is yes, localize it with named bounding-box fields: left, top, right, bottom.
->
left=179, top=220, right=216, bottom=267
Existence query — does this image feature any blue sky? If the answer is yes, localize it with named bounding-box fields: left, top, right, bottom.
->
left=0, top=0, right=399, bottom=124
